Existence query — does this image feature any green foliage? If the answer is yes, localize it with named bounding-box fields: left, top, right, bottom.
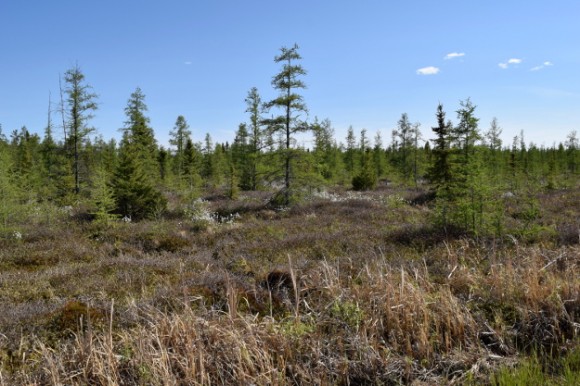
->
left=392, top=113, right=422, bottom=183
left=278, top=318, right=316, bottom=338
left=373, top=131, right=388, bottom=180
left=239, top=87, right=266, bottom=190
left=157, top=146, right=168, bottom=181
left=63, top=65, right=98, bottom=195
left=344, top=126, right=357, bottom=176
left=231, top=123, right=252, bottom=190
left=226, top=157, right=239, bottom=200
left=263, top=44, right=310, bottom=205
left=2, top=53, right=580, bottom=386
left=112, top=89, right=166, bottom=220
left=113, top=137, right=166, bottom=221
left=428, top=100, right=502, bottom=236
left=352, top=151, right=377, bottom=191
left=201, top=134, right=227, bottom=188
left=122, top=87, right=159, bottom=182
left=10, top=127, right=42, bottom=201
left=169, top=115, right=192, bottom=179
left=90, top=166, right=118, bottom=225
left=312, top=118, right=342, bottom=182
left=330, top=300, right=364, bottom=331
left=491, top=348, right=580, bottom=386
left=181, top=138, right=202, bottom=199
left=427, top=104, right=453, bottom=191
left=0, top=145, right=21, bottom=228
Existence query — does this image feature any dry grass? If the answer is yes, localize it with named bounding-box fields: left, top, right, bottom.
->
left=0, top=187, right=578, bottom=384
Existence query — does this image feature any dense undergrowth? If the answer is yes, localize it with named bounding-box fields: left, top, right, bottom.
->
left=0, top=186, right=578, bottom=385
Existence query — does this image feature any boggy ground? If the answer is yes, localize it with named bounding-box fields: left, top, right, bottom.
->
left=0, top=186, right=578, bottom=385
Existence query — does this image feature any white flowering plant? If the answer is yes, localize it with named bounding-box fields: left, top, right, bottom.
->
left=184, top=199, right=240, bottom=230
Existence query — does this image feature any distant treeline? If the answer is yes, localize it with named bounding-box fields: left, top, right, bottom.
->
left=0, top=46, right=578, bottom=233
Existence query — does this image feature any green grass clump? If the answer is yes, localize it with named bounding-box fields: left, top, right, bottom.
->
left=491, top=346, right=580, bottom=386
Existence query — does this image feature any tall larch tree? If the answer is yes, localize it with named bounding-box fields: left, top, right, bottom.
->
left=263, top=44, right=309, bottom=205
left=64, top=65, right=98, bottom=194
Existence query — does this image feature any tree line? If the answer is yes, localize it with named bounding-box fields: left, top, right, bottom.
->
left=0, top=45, right=578, bottom=234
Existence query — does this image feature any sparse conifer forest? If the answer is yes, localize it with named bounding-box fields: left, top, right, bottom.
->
left=1, top=46, right=579, bottom=385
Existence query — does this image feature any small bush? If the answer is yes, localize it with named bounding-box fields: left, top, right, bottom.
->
left=352, top=172, right=377, bottom=191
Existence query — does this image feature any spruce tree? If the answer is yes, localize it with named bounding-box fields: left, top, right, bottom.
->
left=245, top=87, right=264, bottom=190
left=352, top=149, right=377, bottom=191
left=122, top=87, right=158, bottom=181
left=112, top=89, right=166, bottom=220
left=169, top=115, right=192, bottom=180
left=344, top=126, right=357, bottom=176
left=484, top=117, right=503, bottom=181
left=211, top=142, right=227, bottom=188
left=0, top=144, right=20, bottom=228
left=225, top=153, right=239, bottom=200
left=427, top=104, right=452, bottom=190
left=182, top=138, right=202, bottom=198
left=392, top=113, right=421, bottom=183
left=40, top=122, right=71, bottom=202
left=201, top=133, right=214, bottom=186
left=312, top=118, right=337, bottom=181
left=373, top=131, right=387, bottom=181
left=12, top=127, right=38, bottom=197
left=232, top=123, right=251, bottom=190
left=158, top=146, right=168, bottom=181
left=427, top=104, right=454, bottom=228
left=448, top=99, right=491, bottom=234
left=90, top=166, right=118, bottom=225
left=565, top=130, right=578, bottom=178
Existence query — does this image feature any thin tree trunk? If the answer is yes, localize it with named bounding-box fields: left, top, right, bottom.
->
left=285, top=78, right=291, bottom=206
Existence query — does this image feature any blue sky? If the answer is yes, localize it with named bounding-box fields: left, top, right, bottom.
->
left=1, top=1, right=579, bottom=148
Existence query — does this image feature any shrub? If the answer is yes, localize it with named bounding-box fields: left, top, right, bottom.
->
left=352, top=170, right=377, bottom=191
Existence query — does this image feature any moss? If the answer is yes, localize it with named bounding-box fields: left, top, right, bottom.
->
left=45, top=301, right=107, bottom=338
left=155, top=234, right=191, bottom=252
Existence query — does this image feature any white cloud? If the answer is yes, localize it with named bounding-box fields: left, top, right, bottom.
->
left=531, top=61, right=554, bottom=71
left=184, top=61, right=192, bottom=65
left=416, top=66, right=440, bottom=75
left=444, top=52, right=465, bottom=60
left=499, top=58, right=522, bottom=69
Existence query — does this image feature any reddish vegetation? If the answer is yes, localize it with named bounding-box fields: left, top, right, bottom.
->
left=0, top=187, right=578, bottom=384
